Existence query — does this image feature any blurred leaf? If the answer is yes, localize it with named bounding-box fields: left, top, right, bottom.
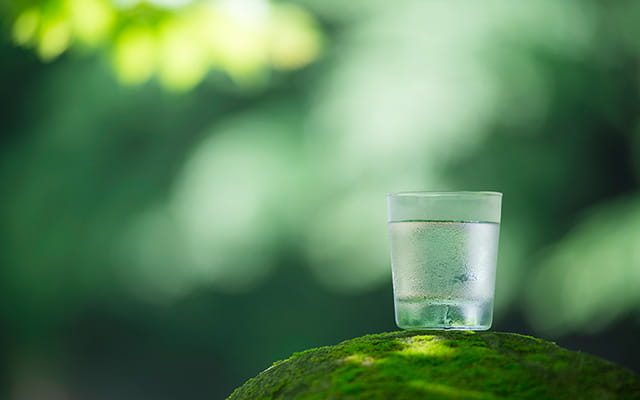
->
left=112, top=24, right=158, bottom=84
left=156, top=14, right=209, bottom=90
left=12, top=8, right=40, bottom=45
left=68, top=0, right=115, bottom=44
left=8, top=0, right=323, bottom=90
left=119, top=101, right=303, bottom=297
left=37, top=14, right=70, bottom=60
left=304, top=189, right=390, bottom=292
left=268, top=3, right=323, bottom=70
left=526, top=196, right=640, bottom=334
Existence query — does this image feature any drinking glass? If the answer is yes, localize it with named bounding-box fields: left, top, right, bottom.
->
left=387, top=191, right=502, bottom=330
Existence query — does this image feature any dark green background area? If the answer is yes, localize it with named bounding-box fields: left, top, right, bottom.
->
left=2, top=1, right=640, bottom=399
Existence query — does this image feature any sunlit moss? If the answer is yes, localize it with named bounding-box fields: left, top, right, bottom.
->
left=227, top=331, right=640, bottom=399
left=395, top=338, right=458, bottom=358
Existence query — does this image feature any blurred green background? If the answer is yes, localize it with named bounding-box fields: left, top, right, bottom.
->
left=1, top=0, right=640, bottom=398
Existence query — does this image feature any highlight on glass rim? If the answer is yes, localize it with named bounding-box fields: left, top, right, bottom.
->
left=2, top=0, right=640, bottom=398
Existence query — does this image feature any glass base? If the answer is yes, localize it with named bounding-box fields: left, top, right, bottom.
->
left=395, top=298, right=493, bottom=331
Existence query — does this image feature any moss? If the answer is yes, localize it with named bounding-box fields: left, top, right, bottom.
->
left=226, top=331, right=640, bottom=400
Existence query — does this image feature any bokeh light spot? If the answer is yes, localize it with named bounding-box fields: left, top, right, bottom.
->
left=12, top=8, right=41, bottom=45
left=68, top=0, right=115, bottom=44
left=269, top=5, right=323, bottom=70
left=113, top=26, right=158, bottom=84
left=157, top=16, right=209, bottom=91
left=37, top=18, right=71, bottom=61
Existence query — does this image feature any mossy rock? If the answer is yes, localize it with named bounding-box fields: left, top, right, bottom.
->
left=227, top=331, right=640, bottom=400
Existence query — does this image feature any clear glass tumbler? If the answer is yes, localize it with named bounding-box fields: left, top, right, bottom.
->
left=387, top=191, right=502, bottom=330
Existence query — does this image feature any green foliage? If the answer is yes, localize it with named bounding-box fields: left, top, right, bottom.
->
left=227, top=331, right=640, bottom=399
left=7, top=0, right=323, bottom=90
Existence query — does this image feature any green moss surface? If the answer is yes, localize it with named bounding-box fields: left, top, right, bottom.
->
left=227, top=331, right=640, bottom=400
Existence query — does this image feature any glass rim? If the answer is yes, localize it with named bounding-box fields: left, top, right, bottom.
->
left=386, top=191, right=502, bottom=198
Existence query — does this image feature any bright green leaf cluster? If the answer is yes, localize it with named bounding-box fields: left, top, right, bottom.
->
left=10, top=0, right=323, bottom=90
